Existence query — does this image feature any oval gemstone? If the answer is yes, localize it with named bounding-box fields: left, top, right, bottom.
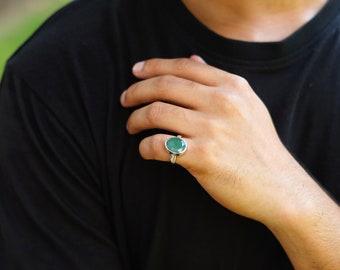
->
left=165, top=137, right=187, bottom=155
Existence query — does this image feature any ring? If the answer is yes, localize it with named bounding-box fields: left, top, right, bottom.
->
left=165, top=135, right=188, bottom=164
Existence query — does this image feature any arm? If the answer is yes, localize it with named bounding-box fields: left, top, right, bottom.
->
left=0, top=66, right=123, bottom=269
left=120, top=56, right=340, bottom=269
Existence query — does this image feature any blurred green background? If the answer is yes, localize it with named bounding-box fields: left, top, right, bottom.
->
left=0, top=0, right=71, bottom=79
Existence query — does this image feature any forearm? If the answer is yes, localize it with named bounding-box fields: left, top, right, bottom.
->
left=266, top=166, right=340, bottom=270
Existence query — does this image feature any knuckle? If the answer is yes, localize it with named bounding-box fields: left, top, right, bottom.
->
left=148, top=136, right=161, bottom=154
left=231, top=75, right=250, bottom=91
left=146, top=102, right=163, bottom=123
left=174, top=58, right=192, bottom=71
left=125, top=83, right=139, bottom=100
left=211, top=82, right=250, bottom=112
left=211, top=88, right=232, bottom=108
left=155, top=75, right=176, bottom=92
left=184, top=79, right=200, bottom=91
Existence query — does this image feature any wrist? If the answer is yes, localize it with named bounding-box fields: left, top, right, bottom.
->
left=264, top=166, right=340, bottom=269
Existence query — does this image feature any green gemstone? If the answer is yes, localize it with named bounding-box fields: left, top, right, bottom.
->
left=165, top=137, right=187, bottom=155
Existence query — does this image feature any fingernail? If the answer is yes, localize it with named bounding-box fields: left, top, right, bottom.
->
left=132, top=61, right=145, bottom=73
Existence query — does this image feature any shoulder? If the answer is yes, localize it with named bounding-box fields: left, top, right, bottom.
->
left=1, top=0, right=137, bottom=141
left=8, top=0, right=120, bottom=78
left=3, top=0, right=140, bottom=111
left=5, top=0, right=157, bottom=92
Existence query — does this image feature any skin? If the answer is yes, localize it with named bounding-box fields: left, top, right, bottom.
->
left=120, top=0, right=340, bottom=269
left=181, top=0, right=328, bottom=41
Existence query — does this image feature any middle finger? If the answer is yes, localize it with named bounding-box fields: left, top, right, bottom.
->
left=126, top=101, right=204, bottom=136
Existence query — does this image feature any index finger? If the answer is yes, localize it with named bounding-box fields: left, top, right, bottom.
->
left=132, top=57, right=232, bottom=87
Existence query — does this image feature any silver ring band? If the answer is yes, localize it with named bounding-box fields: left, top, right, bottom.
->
left=170, top=154, right=177, bottom=164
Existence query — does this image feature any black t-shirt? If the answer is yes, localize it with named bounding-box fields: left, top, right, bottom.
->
left=1, top=0, right=340, bottom=269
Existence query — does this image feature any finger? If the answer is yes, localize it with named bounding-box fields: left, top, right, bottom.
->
left=126, top=101, right=203, bottom=135
left=132, top=57, right=232, bottom=86
left=139, top=134, right=193, bottom=166
left=121, top=74, right=212, bottom=109
left=189, top=54, right=206, bottom=64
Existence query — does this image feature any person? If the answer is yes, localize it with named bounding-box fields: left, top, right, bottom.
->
left=0, top=0, right=339, bottom=269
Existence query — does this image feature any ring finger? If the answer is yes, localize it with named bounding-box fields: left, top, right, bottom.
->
left=139, top=134, right=193, bottom=166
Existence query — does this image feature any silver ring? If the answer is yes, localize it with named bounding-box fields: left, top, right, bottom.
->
left=165, top=135, right=188, bottom=164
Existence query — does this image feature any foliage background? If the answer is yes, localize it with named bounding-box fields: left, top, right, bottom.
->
left=0, top=0, right=71, bottom=79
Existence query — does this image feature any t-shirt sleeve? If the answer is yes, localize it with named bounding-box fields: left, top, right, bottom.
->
left=0, top=66, right=123, bottom=269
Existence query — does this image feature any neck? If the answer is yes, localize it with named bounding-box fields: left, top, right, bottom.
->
left=181, top=0, right=328, bottom=42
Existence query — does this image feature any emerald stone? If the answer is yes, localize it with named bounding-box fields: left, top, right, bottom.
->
left=165, top=137, right=187, bottom=155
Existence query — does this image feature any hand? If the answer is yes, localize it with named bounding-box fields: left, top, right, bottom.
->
left=120, top=56, right=314, bottom=225
left=121, top=56, right=340, bottom=269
